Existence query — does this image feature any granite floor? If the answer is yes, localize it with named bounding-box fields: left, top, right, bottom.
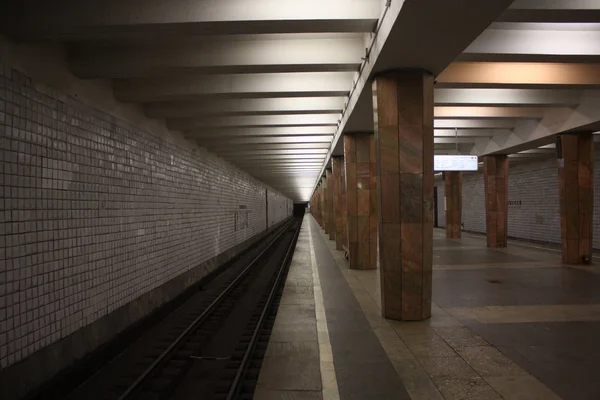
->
left=256, top=216, right=600, bottom=399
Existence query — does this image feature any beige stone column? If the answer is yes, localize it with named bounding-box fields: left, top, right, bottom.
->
left=372, top=70, right=434, bottom=321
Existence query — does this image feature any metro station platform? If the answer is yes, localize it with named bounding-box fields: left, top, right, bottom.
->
left=256, top=215, right=600, bottom=400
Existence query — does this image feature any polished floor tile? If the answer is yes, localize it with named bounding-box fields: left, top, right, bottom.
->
left=432, top=228, right=600, bottom=399
left=257, top=356, right=322, bottom=391
left=260, top=218, right=600, bottom=400
left=253, top=387, right=323, bottom=400
left=432, top=377, right=503, bottom=400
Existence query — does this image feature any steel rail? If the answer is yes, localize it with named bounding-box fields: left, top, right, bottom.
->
left=116, top=219, right=295, bottom=400
left=226, top=221, right=302, bottom=399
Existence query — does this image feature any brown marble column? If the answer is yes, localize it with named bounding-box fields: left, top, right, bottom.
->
left=373, top=70, right=433, bottom=321
left=320, top=176, right=327, bottom=230
left=558, top=133, right=594, bottom=264
left=332, top=156, right=347, bottom=250
left=317, top=184, right=322, bottom=226
left=483, top=155, right=508, bottom=248
left=344, top=133, right=377, bottom=269
left=341, top=159, right=348, bottom=250
left=444, top=171, right=462, bottom=238
left=311, top=185, right=320, bottom=225
left=317, top=185, right=322, bottom=226
left=326, top=169, right=335, bottom=240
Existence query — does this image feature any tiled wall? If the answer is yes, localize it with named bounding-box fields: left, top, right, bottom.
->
left=435, top=152, right=599, bottom=250
left=0, top=64, right=292, bottom=369
left=267, top=189, right=293, bottom=229
left=460, top=171, right=486, bottom=234
left=505, top=159, right=561, bottom=244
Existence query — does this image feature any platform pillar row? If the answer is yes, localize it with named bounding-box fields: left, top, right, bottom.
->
left=483, top=155, right=508, bottom=248
left=332, top=156, right=347, bottom=251
left=344, top=133, right=378, bottom=270
left=308, top=185, right=319, bottom=221
left=558, top=133, right=594, bottom=264
left=326, top=169, right=335, bottom=240
left=444, top=171, right=462, bottom=239
left=311, top=184, right=320, bottom=225
left=314, top=183, right=319, bottom=226
left=372, top=70, right=434, bottom=321
left=317, top=183, right=323, bottom=227
left=320, top=176, right=327, bottom=230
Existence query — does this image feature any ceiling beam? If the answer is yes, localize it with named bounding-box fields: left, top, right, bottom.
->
left=185, top=126, right=337, bottom=139
left=249, top=168, right=323, bottom=172
left=437, top=62, right=600, bottom=88
left=230, top=162, right=326, bottom=167
left=434, top=119, right=520, bottom=129
left=206, top=142, right=331, bottom=150
left=508, top=153, right=554, bottom=159
left=461, top=23, right=600, bottom=63
left=232, top=162, right=325, bottom=166
left=434, top=129, right=511, bottom=137
left=257, top=185, right=320, bottom=189
left=252, top=180, right=321, bottom=184
left=70, top=36, right=364, bottom=78
left=434, top=88, right=583, bottom=107
left=168, top=114, right=339, bottom=130
left=231, top=160, right=325, bottom=165
left=114, top=72, right=354, bottom=102
left=250, top=176, right=320, bottom=181
left=434, top=106, right=553, bottom=119
left=518, top=148, right=556, bottom=154
left=238, top=171, right=323, bottom=176
left=145, top=97, right=346, bottom=118
left=3, top=0, right=381, bottom=40
left=216, top=148, right=329, bottom=156
left=232, top=163, right=326, bottom=168
left=434, top=137, right=478, bottom=144
left=200, top=135, right=332, bottom=145
left=498, top=0, right=600, bottom=23
left=472, top=90, right=600, bottom=155
left=217, top=153, right=326, bottom=160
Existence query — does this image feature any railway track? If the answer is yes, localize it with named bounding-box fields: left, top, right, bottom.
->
left=60, top=218, right=301, bottom=400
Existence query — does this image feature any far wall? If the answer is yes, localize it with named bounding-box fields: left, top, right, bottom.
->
left=435, top=151, right=600, bottom=250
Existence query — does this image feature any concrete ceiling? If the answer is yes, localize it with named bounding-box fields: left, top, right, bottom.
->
left=331, top=1, right=600, bottom=173
left=3, top=0, right=600, bottom=202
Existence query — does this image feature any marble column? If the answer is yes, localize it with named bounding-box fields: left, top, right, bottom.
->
left=483, top=155, right=508, bottom=248
left=317, top=185, right=322, bottom=226
left=372, top=70, right=433, bottom=321
left=312, top=185, right=320, bottom=225
left=332, top=156, right=347, bottom=250
left=558, top=133, right=594, bottom=264
left=320, top=176, right=327, bottom=230
left=326, top=169, right=335, bottom=240
left=444, top=171, right=462, bottom=238
left=344, top=133, right=377, bottom=269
